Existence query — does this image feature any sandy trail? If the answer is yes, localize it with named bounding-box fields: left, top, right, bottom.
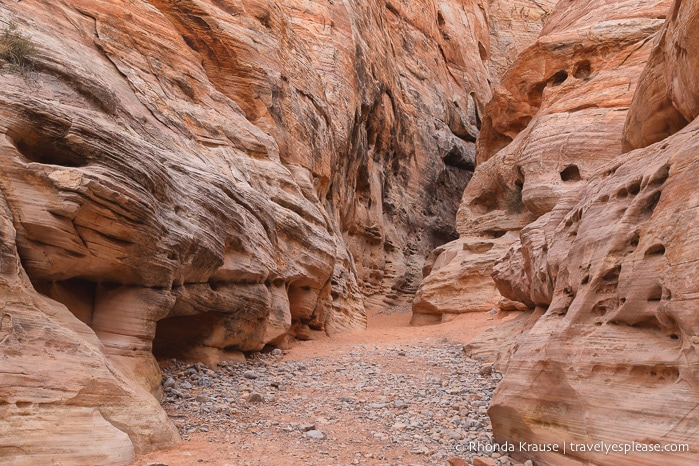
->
left=134, top=309, right=521, bottom=466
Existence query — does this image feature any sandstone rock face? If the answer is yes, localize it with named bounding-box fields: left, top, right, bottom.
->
left=622, top=0, right=699, bottom=151
left=486, top=0, right=557, bottom=85
left=413, top=0, right=670, bottom=323
left=0, top=0, right=548, bottom=462
left=0, top=194, right=179, bottom=464
left=490, top=124, right=699, bottom=464
left=472, top=0, right=699, bottom=464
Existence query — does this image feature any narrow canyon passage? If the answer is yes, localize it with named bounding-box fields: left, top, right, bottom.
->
left=136, top=310, right=523, bottom=466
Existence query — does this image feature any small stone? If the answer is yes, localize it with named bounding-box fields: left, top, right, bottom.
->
left=247, top=393, right=264, bottom=403
left=272, top=348, right=283, bottom=357
left=447, top=458, right=467, bottom=466
left=479, top=365, right=493, bottom=377
left=524, top=461, right=534, bottom=466
left=162, top=377, right=176, bottom=389
left=301, top=423, right=316, bottom=432
left=195, top=394, right=209, bottom=403
left=180, top=381, right=192, bottom=390
left=244, top=370, right=259, bottom=380
left=146, top=463, right=168, bottom=466
left=305, top=430, right=325, bottom=439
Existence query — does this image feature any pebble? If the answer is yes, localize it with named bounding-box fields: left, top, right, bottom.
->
left=305, top=430, right=325, bottom=439
left=247, top=393, right=264, bottom=403
left=159, top=341, right=513, bottom=466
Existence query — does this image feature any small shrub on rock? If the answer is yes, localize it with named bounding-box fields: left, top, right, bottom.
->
left=0, top=22, right=35, bottom=71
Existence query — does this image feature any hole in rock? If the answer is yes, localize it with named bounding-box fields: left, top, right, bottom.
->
left=443, top=146, right=474, bottom=170
left=527, top=81, right=546, bottom=107
left=549, top=70, right=568, bottom=86
left=573, top=60, right=592, bottom=79
left=600, top=265, right=621, bottom=284
left=629, top=232, right=640, bottom=248
left=644, top=244, right=665, bottom=257
left=9, top=129, right=89, bottom=167
left=560, top=165, right=581, bottom=182
left=649, top=165, right=670, bottom=186
left=470, top=191, right=498, bottom=214
left=592, top=299, right=613, bottom=316
left=647, top=283, right=663, bottom=302
left=31, top=277, right=97, bottom=326
left=484, top=229, right=507, bottom=239
left=626, top=315, right=663, bottom=330
left=628, top=181, right=641, bottom=195
left=437, top=11, right=446, bottom=28
left=153, top=312, right=230, bottom=360
left=643, top=191, right=661, bottom=215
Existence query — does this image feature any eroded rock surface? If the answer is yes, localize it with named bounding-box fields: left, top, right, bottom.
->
left=414, top=0, right=670, bottom=323
left=490, top=123, right=699, bottom=465
left=0, top=0, right=548, bottom=462
left=451, top=0, right=699, bottom=464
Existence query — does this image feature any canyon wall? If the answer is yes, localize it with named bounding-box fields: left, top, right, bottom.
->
left=417, top=0, right=699, bottom=463
left=0, top=0, right=552, bottom=463
left=414, top=0, right=671, bottom=320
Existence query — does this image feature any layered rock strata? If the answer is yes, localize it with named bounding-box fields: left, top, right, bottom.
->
left=413, top=0, right=671, bottom=323
left=430, top=0, right=699, bottom=464
left=488, top=0, right=699, bottom=463
left=0, top=0, right=548, bottom=462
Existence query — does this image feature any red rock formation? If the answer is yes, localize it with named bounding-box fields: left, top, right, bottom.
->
left=455, top=0, right=699, bottom=464
left=0, top=0, right=549, bottom=462
left=414, top=0, right=670, bottom=323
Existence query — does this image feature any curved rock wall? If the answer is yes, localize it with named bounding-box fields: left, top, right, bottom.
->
left=416, top=0, right=699, bottom=463
left=0, top=0, right=550, bottom=462
left=488, top=1, right=699, bottom=464
left=413, top=0, right=670, bottom=323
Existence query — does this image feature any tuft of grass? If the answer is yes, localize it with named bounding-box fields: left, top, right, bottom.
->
left=0, top=22, right=35, bottom=71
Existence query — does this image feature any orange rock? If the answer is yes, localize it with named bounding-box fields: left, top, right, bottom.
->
left=0, top=0, right=550, bottom=462
left=484, top=0, right=699, bottom=464
left=414, top=0, right=670, bottom=322
left=447, top=456, right=469, bottom=466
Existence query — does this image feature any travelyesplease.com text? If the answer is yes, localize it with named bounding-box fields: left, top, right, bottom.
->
left=456, top=441, right=690, bottom=455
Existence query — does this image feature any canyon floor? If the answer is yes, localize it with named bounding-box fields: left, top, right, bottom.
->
left=134, top=309, right=525, bottom=466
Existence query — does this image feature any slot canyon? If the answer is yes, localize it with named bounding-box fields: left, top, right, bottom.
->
left=0, top=0, right=697, bottom=465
